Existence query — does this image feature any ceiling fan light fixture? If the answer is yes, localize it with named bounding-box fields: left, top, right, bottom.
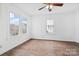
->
left=46, top=5, right=53, bottom=12
left=49, top=5, right=53, bottom=9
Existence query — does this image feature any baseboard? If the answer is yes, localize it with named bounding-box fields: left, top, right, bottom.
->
left=31, top=37, right=75, bottom=43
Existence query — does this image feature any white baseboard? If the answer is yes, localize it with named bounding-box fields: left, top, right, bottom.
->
left=32, top=37, right=75, bottom=42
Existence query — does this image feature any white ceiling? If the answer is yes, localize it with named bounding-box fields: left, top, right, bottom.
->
left=14, top=3, right=79, bottom=16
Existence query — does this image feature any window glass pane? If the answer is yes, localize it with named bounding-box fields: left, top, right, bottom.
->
left=47, top=20, right=54, bottom=25
left=10, top=12, right=19, bottom=36
left=20, top=17, right=27, bottom=34
left=47, top=20, right=54, bottom=33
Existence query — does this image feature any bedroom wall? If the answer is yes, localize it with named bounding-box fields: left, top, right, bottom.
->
left=32, top=12, right=76, bottom=41
left=0, top=4, right=32, bottom=55
left=75, top=8, right=79, bottom=43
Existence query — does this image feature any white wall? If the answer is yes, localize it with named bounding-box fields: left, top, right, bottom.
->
left=32, top=12, right=76, bottom=41
left=75, top=8, right=79, bottom=43
left=0, top=4, right=32, bottom=55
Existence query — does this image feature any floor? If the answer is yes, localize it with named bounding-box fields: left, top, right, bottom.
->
left=1, top=39, right=79, bottom=56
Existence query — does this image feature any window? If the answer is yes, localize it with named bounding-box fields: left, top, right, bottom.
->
left=10, top=12, right=27, bottom=36
left=46, top=19, right=54, bottom=33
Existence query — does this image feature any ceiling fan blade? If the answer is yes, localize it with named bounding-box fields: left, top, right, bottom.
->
left=53, top=3, right=63, bottom=6
left=38, top=6, right=46, bottom=10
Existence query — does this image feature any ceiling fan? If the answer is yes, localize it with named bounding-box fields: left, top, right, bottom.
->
left=38, top=3, right=63, bottom=12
